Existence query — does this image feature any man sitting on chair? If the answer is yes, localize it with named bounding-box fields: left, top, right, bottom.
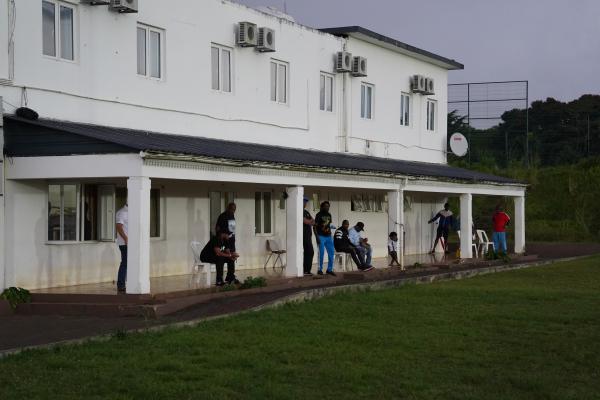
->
left=200, top=229, right=240, bottom=286
left=348, top=222, right=374, bottom=270
left=334, top=220, right=371, bottom=271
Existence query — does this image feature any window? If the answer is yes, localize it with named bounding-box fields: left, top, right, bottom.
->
left=270, top=60, right=288, bottom=103
left=42, top=1, right=75, bottom=61
left=320, top=73, right=334, bottom=112
left=48, top=184, right=161, bottom=242
left=209, top=192, right=235, bottom=235
left=361, top=83, right=374, bottom=119
left=137, top=24, right=163, bottom=79
left=48, top=184, right=78, bottom=241
left=400, top=93, right=411, bottom=126
left=427, top=99, right=436, bottom=131
left=211, top=44, right=232, bottom=92
left=255, top=192, right=273, bottom=235
left=351, top=193, right=384, bottom=213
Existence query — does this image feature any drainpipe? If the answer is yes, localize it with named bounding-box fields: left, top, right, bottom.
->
left=341, top=40, right=350, bottom=153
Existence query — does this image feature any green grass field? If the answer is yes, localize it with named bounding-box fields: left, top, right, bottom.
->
left=1, top=257, right=600, bottom=399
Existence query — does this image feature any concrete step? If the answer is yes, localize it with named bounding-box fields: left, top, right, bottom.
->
left=30, top=293, right=160, bottom=305
left=15, top=302, right=153, bottom=318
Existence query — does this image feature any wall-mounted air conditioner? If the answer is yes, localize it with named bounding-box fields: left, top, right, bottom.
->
left=352, top=56, right=367, bottom=77
left=237, top=22, right=258, bottom=47
left=109, top=0, right=138, bottom=13
left=257, top=27, right=276, bottom=52
left=336, top=51, right=352, bottom=73
left=424, top=77, right=435, bottom=95
left=410, top=75, right=426, bottom=93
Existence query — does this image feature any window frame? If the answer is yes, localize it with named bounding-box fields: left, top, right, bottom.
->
left=400, top=92, right=411, bottom=127
left=42, top=0, right=77, bottom=62
left=427, top=99, right=437, bottom=132
left=360, top=82, right=374, bottom=120
left=47, top=183, right=81, bottom=243
left=270, top=59, right=289, bottom=104
left=319, top=72, right=334, bottom=112
left=211, top=43, right=233, bottom=93
left=137, top=23, right=165, bottom=80
left=254, top=191, right=274, bottom=236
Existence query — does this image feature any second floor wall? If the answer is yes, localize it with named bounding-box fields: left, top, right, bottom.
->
left=0, top=0, right=453, bottom=164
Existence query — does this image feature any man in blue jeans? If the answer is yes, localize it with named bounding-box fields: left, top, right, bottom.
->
left=314, top=201, right=336, bottom=276
left=115, top=203, right=128, bottom=293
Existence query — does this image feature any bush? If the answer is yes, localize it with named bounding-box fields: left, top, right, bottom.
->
left=239, top=276, right=267, bottom=290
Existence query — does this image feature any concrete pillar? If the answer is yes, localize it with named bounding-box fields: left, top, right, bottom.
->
left=285, top=186, right=303, bottom=278
left=460, top=193, right=473, bottom=259
left=126, top=176, right=151, bottom=294
left=388, top=189, right=404, bottom=269
left=0, top=104, right=4, bottom=290
left=514, top=196, right=526, bottom=254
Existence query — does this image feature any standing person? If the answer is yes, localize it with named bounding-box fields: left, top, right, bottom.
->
left=492, top=205, right=511, bottom=254
left=115, top=203, right=128, bottom=293
left=216, top=203, right=236, bottom=251
left=200, top=230, right=240, bottom=286
left=302, top=197, right=315, bottom=276
left=388, top=232, right=401, bottom=267
left=349, top=222, right=373, bottom=268
left=334, top=220, right=372, bottom=271
left=428, top=203, right=454, bottom=254
left=314, top=201, right=336, bottom=276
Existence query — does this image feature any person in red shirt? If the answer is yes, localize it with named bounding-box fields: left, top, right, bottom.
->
left=492, top=205, right=511, bottom=253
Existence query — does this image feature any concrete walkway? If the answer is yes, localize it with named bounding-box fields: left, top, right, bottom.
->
left=1, top=243, right=599, bottom=356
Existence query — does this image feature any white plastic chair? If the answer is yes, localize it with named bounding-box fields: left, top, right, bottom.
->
left=334, top=252, right=353, bottom=271
left=457, top=230, right=479, bottom=258
left=264, top=239, right=286, bottom=270
left=190, top=241, right=211, bottom=286
left=476, top=230, right=495, bottom=255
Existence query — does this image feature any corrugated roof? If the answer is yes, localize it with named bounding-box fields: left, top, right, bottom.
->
left=3, top=115, right=520, bottom=185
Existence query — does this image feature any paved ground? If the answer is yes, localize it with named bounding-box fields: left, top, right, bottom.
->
left=1, top=243, right=599, bottom=355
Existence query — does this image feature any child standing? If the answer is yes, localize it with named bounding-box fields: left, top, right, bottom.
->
left=388, top=232, right=400, bottom=266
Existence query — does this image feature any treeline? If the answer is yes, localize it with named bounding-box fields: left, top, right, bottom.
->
left=448, top=94, right=600, bottom=168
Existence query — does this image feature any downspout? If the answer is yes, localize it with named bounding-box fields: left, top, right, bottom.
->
left=341, top=39, right=349, bottom=153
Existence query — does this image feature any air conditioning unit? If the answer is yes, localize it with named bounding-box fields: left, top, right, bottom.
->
left=237, top=22, right=258, bottom=47
left=410, top=75, right=426, bottom=93
left=257, top=27, right=276, bottom=52
left=109, top=0, right=138, bottom=13
left=336, top=51, right=352, bottom=73
left=424, top=77, right=435, bottom=95
left=352, top=56, right=368, bottom=77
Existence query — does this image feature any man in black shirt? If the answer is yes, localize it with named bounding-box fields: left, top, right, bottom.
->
left=200, top=230, right=240, bottom=286
left=215, top=203, right=236, bottom=251
left=302, top=197, right=315, bottom=276
left=314, top=201, right=336, bottom=276
left=334, top=220, right=370, bottom=270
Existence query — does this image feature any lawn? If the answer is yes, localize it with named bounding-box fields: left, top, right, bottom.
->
left=1, top=257, right=600, bottom=399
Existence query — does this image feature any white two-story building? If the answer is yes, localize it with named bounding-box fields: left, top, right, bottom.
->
left=0, top=0, right=526, bottom=294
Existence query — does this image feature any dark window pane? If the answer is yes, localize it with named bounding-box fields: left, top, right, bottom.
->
left=42, top=1, right=56, bottom=57
left=263, top=192, right=272, bottom=234
left=137, top=27, right=146, bottom=75
left=59, top=6, right=73, bottom=60
left=48, top=185, right=61, bottom=240
left=63, top=185, right=78, bottom=241
left=255, top=192, right=262, bottom=234
left=150, top=189, right=160, bottom=238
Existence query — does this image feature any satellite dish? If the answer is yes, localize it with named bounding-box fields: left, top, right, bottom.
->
left=449, top=132, right=469, bottom=157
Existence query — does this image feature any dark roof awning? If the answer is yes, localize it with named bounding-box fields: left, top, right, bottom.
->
left=3, top=115, right=519, bottom=185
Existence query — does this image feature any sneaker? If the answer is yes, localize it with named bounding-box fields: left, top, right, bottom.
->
left=363, top=266, right=375, bottom=272
left=326, top=271, right=337, bottom=277
left=215, top=280, right=225, bottom=287
left=317, top=270, right=324, bottom=275
left=304, top=272, right=313, bottom=276
left=226, top=278, right=241, bottom=285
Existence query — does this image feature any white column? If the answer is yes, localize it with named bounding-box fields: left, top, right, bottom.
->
left=126, top=176, right=151, bottom=294
left=460, top=193, right=473, bottom=259
left=0, top=108, right=4, bottom=290
left=285, top=186, right=303, bottom=278
left=388, top=189, right=404, bottom=270
left=514, top=196, right=526, bottom=254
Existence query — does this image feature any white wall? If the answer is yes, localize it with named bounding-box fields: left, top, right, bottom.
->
left=0, top=0, right=8, bottom=81
left=0, top=0, right=451, bottom=162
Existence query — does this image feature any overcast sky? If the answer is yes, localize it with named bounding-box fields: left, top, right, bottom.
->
left=235, top=0, right=600, bottom=104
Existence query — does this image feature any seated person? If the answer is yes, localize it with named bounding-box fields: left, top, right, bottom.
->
left=348, top=222, right=374, bottom=271
left=388, top=232, right=400, bottom=267
left=334, top=220, right=371, bottom=271
left=200, top=230, right=240, bottom=286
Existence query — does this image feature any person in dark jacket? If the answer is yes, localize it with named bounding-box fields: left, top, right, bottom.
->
left=334, top=220, right=372, bottom=271
left=200, top=230, right=239, bottom=286
left=215, top=203, right=236, bottom=251
left=302, top=197, right=315, bottom=276
left=428, top=203, right=454, bottom=253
